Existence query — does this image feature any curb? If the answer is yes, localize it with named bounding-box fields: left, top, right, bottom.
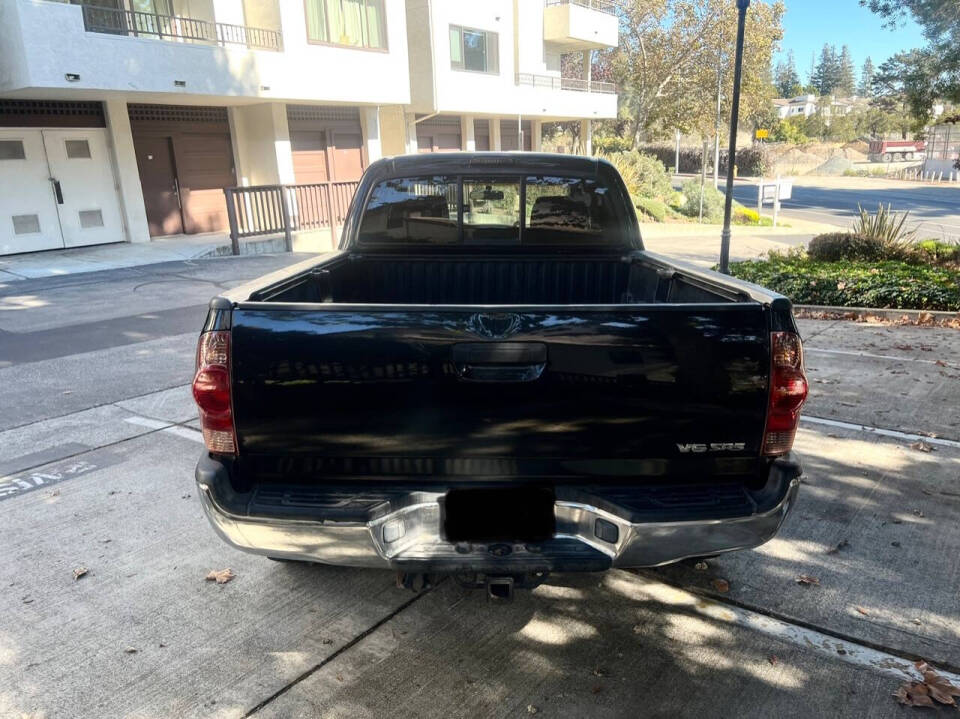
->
left=794, top=304, right=960, bottom=322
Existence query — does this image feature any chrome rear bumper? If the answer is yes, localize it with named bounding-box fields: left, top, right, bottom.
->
left=197, top=456, right=800, bottom=571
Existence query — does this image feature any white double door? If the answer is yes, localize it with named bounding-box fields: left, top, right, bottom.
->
left=0, top=128, right=123, bottom=255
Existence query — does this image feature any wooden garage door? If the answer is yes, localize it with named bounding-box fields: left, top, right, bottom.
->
left=416, top=115, right=462, bottom=153
left=177, top=132, right=235, bottom=234
left=500, top=120, right=532, bottom=152
left=129, top=104, right=236, bottom=236
left=474, top=119, right=490, bottom=151
left=287, top=106, right=364, bottom=183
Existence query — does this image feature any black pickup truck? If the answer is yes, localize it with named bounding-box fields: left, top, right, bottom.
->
left=193, top=153, right=807, bottom=593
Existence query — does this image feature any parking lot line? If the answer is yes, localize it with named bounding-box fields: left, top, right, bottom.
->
left=631, top=575, right=960, bottom=685
left=806, top=347, right=959, bottom=368
left=801, top=415, right=960, bottom=449
left=123, top=415, right=204, bottom=443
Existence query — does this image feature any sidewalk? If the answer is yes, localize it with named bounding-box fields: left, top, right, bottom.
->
left=0, top=232, right=285, bottom=282
left=640, top=215, right=839, bottom=267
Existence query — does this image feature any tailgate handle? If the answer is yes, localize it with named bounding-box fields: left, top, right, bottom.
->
left=452, top=342, right=546, bottom=383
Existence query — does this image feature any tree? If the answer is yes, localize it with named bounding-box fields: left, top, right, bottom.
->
left=855, top=107, right=894, bottom=137
left=837, top=45, right=857, bottom=97
left=861, top=0, right=960, bottom=104
left=871, top=50, right=938, bottom=136
left=774, top=50, right=802, bottom=97
left=609, top=0, right=785, bottom=145
left=812, top=44, right=841, bottom=96
left=858, top=57, right=875, bottom=97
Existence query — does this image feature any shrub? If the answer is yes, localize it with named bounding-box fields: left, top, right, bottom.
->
left=635, top=196, right=668, bottom=222
left=808, top=232, right=888, bottom=262
left=593, top=135, right=632, bottom=154
left=680, top=179, right=726, bottom=222
left=601, top=150, right=672, bottom=199
left=917, top=239, right=960, bottom=264
left=728, top=255, right=960, bottom=311
left=734, top=207, right=760, bottom=224
left=852, top=203, right=916, bottom=245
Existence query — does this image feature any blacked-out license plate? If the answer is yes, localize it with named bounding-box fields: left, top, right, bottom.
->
left=441, top=486, right=556, bottom=543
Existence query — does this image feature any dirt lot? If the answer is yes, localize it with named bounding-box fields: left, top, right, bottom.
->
left=1, top=260, right=959, bottom=717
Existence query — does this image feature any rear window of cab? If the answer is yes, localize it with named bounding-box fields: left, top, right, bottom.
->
left=356, top=174, right=625, bottom=245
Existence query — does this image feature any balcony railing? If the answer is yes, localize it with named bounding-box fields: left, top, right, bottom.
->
left=224, top=181, right=360, bottom=253
left=81, top=6, right=283, bottom=51
left=544, top=0, right=617, bottom=16
left=516, top=73, right=617, bottom=94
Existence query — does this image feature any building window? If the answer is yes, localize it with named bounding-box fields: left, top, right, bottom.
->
left=305, top=0, right=387, bottom=49
left=449, top=25, right=498, bottom=74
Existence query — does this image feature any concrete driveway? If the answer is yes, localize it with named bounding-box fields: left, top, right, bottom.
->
left=2, top=255, right=959, bottom=717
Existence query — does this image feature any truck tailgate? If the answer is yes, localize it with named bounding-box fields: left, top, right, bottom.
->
left=230, top=305, right=770, bottom=478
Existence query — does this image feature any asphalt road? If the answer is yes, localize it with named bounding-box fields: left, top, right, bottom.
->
left=2, top=252, right=959, bottom=717
left=729, top=177, right=960, bottom=240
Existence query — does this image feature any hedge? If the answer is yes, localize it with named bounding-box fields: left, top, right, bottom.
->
left=728, top=255, right=960, bottom=311
left=635, top=144, right=769, bottom=176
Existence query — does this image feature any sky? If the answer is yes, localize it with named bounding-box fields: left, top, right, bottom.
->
left=777, top=0, right=926, bottom=78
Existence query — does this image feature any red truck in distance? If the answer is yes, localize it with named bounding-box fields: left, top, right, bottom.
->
left=868, top=140, right=925, bottom=162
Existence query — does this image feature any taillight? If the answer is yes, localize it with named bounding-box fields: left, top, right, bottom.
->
left=192, top=330, right=236, bottom=455
left=762, top=331, right=808, bottom=456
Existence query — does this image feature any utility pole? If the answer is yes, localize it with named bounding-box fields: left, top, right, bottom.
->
left=719, top=0, right=750, bottom=274
left=713, top=26, right=723, bottom=189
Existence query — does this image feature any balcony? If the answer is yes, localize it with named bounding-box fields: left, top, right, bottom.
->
left=515, top=73, right=616, bottom=95
left=543, top=0, right=619, bottom=51
left=80, top=5, right=283, bottom=51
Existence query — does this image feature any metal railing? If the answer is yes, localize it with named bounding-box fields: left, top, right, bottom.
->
left=515, top=73, right=617, bottom=94
left=81, top=5, right=283, bottom=51
left=544, top=0, right=617, bottom=16
left=224, top=181, right=360, bottom=254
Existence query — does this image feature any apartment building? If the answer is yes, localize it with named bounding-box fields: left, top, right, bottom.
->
left=0, top=0, right=618, bottom=256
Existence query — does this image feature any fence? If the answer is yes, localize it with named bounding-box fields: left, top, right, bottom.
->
left=223, top=181, right=360, bottom=254
left=80, top=5, right=283, bottom=51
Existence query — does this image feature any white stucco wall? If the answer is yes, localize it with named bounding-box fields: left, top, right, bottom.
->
left=542, top=2, right=618, bottom=51
left=229, top=102, right=295, bottom=186
left=2, top=0, right=410, bottom=106
left=409, top=0, right=616, bottom=120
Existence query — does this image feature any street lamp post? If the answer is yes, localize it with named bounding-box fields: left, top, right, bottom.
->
left=719, top=0, right=750, bottom=274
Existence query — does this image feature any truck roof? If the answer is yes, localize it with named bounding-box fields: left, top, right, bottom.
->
left=372, top=152, right=607, bottom=178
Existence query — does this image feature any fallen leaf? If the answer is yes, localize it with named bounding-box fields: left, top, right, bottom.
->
left=336, top=673, right=344, bottom=682
left=768, top=655, right=778, bottom=666
left=527, top=705, right=539, bottom=715
left=593, top=667, right=607, bottom=677
left=935, top=360, right=948, bottom=367
left=72, top=567, right=88, bottom=581
left=711, top=578, right=730, bottom=593
left=124, top=647, right=138, bottom=654
left=632, top=624, right=643, bottom=634
left=917, top=662, right=960, bottom=706
left=795, top=574, right=820, bottom=586
left=205, top=568, right=235, bottom=585
left=694, top=561, right=708, bottom=571
left=591, top=685, right=604, bottom=695
left=910, top=441, right=934, bottom=453
left=855, top=607, right=870, bottom=616
left=894, top=344, right=914, bottom=351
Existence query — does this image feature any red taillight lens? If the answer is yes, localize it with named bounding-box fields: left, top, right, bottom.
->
left=762, top=331, right=808, bottom=456
left=192, top=331, right=236, bottom=455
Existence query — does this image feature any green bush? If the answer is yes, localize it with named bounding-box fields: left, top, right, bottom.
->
left=602, top=150, right=672, bottom=200
left=734, top=207, right=760, bottom=224
left=680, top=179, right=726, bottom=222
left=917, top=239, right=960, bottom=264
left=808, top=232, right=889, bottom=262
left=728, top=254, right=960, bottom=311
left=593, top=135, right=632, bottom=154
left=635, top=196, right=668, bottom=222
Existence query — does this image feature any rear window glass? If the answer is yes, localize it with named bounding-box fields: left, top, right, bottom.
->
left=357, top=174, right=623, bottom=245
left=357, top=176, right=458, bottom=244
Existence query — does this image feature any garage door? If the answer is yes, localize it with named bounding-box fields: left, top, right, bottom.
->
left=287, top=106, right=365, bottom=183
left=500, top=120, right=532, bottom=151
left=0, top=100, right=123, bottom=256
left=129, top=104, right=236, bottom=237
left=415, top=115, right=462, bottom=153
left=0, top=128, right=123, bottom=255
